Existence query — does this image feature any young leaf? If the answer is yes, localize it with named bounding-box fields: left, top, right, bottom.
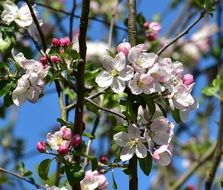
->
left=65, top=163, right=85, bottom=185
left=171, top=109, right=181, bottom=123
left=38, top=159, right=51, bottom=180
left=139, top=154, right=153, bottom=176
left=112, top=171, right=117, bottom=189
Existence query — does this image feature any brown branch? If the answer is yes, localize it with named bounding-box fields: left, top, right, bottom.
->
left=170, top=144, right=216, bottom=190
left=72, top=0, right=90, bottom=189
left=157, top=10, right=207, bottom=56
left=127, top=0, right=138, bottom=190
left=0, top=167, right=45, bottom=189
left=69, top=0, right=77, bottom=41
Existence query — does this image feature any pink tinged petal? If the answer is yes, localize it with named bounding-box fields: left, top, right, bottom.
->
left=128, top=46, right=142, bottom=64
left=153, top=131, right=170, bottom=145
left=102, top=55, right=114, bottom=71
left=118, top=65, right=134, bottom=81
left=111, top=78, right=125, bottom=93
left=120, top=147, right=135, bottom=161
left=114, top=52, right=126, bottom=71
left=153, top=145, right=172, bottom=166
left=140, top=53, right=157, bottom=69
left=113, top=132, right=129, bottom=147
left=128, top=79, right=142, bottom=95
left=95, top=71, right=113, bottom=87
left=135, top=143, right=147, bottom=158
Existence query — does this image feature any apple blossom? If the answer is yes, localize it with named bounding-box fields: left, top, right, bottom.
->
left=117, top=42, right=131, bottom=56
left=95, top=52, right=134, bottom=93
left=45, top=185, right=71, bottom=190
left=60, top=126, right=72, bottom=140
left=150, top=116, right=174, bottom=145
left=51, top=55, right=61, bottom=63
left=1, top=1, right=35, bottom=28
left=12, top=73, right=44, bottom=106
left=60, top=38, right=70, bottom=47
left=113, top=124, right=147, bottom=161
left=152, top=145, right=172, bottom=166
left=70, top=134, right=82, bottom=148
left=81, top=170, right=108, bottom=190
left=183, top=74, right=194, bottom=86
left=36, top=141, right=46, bottom=153
left=128, top=72, right=156, bottom=95
left=128, top=44, right=157, bottom=72
left=46, top=131, right=70, bottom=152
left=52, top=38, right=61, bottom=46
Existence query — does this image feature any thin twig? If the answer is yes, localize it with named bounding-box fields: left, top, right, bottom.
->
left=87, top=87, right=110, bottom=100
left=0, top=167, right=45, bottom=189
left=85, top=97, right=126, bottom=120
left=69, top=0, right=77, bottom=41
left=157, top=10, right=207, bottom=56
left=25, top=0, right=47, bottom=52
left=170, top=144, right=216, bottom=190
left=22, top=1, right=128, bottom=32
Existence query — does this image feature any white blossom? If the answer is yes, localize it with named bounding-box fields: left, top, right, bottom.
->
left=95, top=52, right=134, bottom=93
left=152, top=145, right=172, bottom=166
left=1, top=1, right=34, bottom=28
left=113, top=124, right=147, bottom=161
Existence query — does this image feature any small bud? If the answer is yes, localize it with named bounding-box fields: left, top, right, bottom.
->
left=143, top=21, right=150, bottom=29
left=60, top=126, right=72, bottom=140
left=100, top=155, right=109, bottom=164
left=186, top=184, right=195, bottom=190
left=146, top=34, right=156, bottom=41
left=40, top=56, right=48, bottom=66
left=52, top=38, right=61, bottom=46
left=117, top=42, right=131, bottom=56
left=51, top=55, right=61, bottom=63
left=183, top=74, right=194, bottom=85
left=58, top=144, right=70, bottom=155
left=149, top=22, right=161, bottom=33
left=60, top=38, right=70, bottom=47
left=70, top=134, right=82, bottom=148
left=37, top=141, right=46, bottom=153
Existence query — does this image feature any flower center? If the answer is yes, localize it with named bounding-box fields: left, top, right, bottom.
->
left=127, top=138, right=139, bottom=149
left=136, top=58, right=143, bottom=66
left=111, top=69, right=119, bottom=77
left=137, top=80, right=144, bottom=87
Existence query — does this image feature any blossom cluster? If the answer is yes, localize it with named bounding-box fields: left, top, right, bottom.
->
left=37, top=126, right=81, bottom=155
left=95, top=42, right=198, bottom=165
left=12, top=52, right=49, bottom=106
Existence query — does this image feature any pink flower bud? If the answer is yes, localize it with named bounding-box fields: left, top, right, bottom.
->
left=60, top=126, right=72, bottom=140
left=51, top=55, right=61, bottom=63
left=58, top=142, right=70, bottom=155
left=70, top=134, right=82, bottom=148
left=146, top=34, right=157, bottom=41
left=186, top=184, right=195, bottom=190
left=52, top=38, right=61, bottom=46
left=37, top=141, right=46, bottom=153
left=40, top=56, right=48, bottom=66
left=60, top=38, right=70, bottom=47
left=100, top=155, right=108, bottom=164
left=149, top=22, right=161, bottom=33
left=117, top=42, right=131, bottom=56
left=143, top=21, right=150, bottom=29
left=183, top=74, right=194, bottom=85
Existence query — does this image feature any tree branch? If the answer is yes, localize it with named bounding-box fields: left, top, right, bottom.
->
left=0, top=167, right=45, bottom=189
left=157, top=10, right=207, bottom=56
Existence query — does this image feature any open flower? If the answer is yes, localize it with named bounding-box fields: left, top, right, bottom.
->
left=95, top=52, right=134, bottom=93
left=152, top=145, right=172, bottom=166
left=128, top=72, right=156, bottom=95
left=12, top=73, right=44, bottom=106
left=81, top=170, right=108, bottom=190
left=113, top=124, right=147, bottom=161
left=128, top=44, right=157, bottom=72
left=1, top=1, right=34, bottom=27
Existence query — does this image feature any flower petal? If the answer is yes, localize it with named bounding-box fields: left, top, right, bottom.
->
left=135, top=143, right=147, bottom=158
left=111, top=78, right=125, bottom=93
left=113, top=132, right=129, bottom=147
left=102, top=55, right=114, bottom=71
left=114, top=52, right=126, bottom=71
left=120, top=147, right=135, bottom=161
left=95, top=71, right=113, bottom=87
left=118, top=65, right=134, bottom=81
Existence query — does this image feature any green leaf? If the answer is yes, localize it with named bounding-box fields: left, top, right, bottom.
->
left=112, top=171, right=117, bottom=189
left=171, top=109, right=181, bottom=123
left=139, top=154, right=153, bottom=176
left=65, top=163, right=85, bottom=185
left=88, top=156, right=98, bottom=171
left=82, top=132, right=95, bottom=139
left=38, top=159, right=51, bottom=180
left=205, top=0, right=213, bottom=12
left=202, top=86, right=218, bottom=96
